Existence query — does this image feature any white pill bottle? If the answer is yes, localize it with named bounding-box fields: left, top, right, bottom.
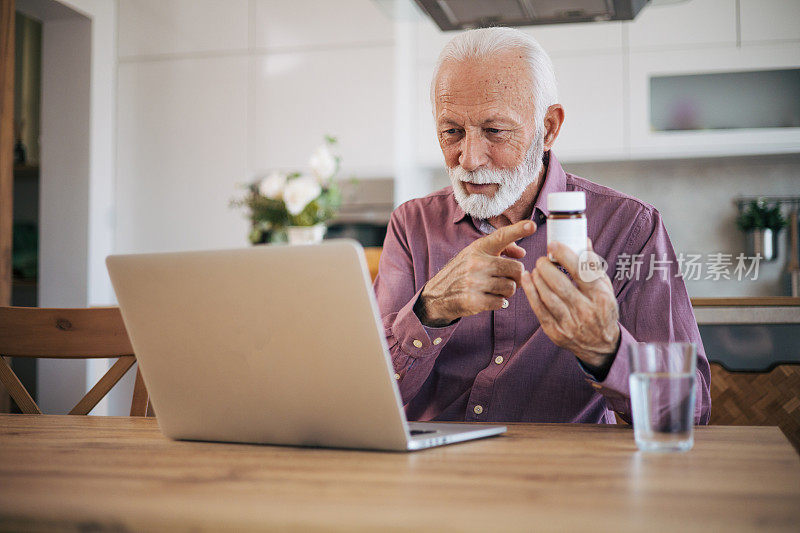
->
left=546, top=191, right=587, bottom=262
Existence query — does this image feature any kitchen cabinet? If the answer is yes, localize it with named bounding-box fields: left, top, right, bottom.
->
left=252, top=46, right=395, bottom=176
left=628, top=43, right=800, bottom=158
left=627, top=0, right=737, bottom=51
left=549, top=53, right=626, bottom=161
left=118, top=0, right=249, bottom=58
left=740, top=0, right=800, bottom=43
left=117, top=56, right=250, bottom=253
left=694, top=297, right=800, bottom=449
left=522, top=21, right=623, bottom=56
left=254, top=0, right=394, bottom=50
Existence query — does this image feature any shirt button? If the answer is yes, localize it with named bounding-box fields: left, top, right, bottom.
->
left=433, top=337, right=442, bottom=345
left=494, top=356, right=504, bottom=365
left=394, top=373, right=401, bottom=380
left=413, top=339, right=423, bottom=348
left=501, top=298, right=509, bottom=309
left=473, top=405, right=483, bottom=415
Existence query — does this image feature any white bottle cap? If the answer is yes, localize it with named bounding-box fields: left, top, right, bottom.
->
left=547, top=191, right=586, bottom=212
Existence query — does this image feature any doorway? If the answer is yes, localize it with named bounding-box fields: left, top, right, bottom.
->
left=2, top=0, right=96, bottom=414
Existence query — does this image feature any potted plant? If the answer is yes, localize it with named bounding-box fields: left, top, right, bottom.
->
left=736, top=200, right=786, bottom=261
left=233, top=137, right=342, bottom=245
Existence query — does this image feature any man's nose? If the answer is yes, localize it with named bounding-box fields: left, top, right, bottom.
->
left=458, top=132, right=489, bottom=172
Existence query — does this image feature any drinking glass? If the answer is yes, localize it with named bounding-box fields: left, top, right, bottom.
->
left=629, top=342, right=697, bottom=452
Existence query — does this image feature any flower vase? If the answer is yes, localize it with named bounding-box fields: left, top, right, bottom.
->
left=287, top=223, right=326, bottom=245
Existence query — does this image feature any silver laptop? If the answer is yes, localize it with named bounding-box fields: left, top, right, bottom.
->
left=106, top=240, right=505, bottom=451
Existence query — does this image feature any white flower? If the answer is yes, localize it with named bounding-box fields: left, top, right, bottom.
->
left=283, top=175, right=322, bottom=216
left=308, top=144, right=337, bottom=183
left=258, top=171, right=287, bottom=200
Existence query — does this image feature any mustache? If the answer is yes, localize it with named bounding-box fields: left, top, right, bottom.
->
left=448, top=166, right=508, bottom=185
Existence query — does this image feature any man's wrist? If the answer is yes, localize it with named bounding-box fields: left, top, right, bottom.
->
left=413, top=294, right=455, bottom=328
left=578, top=331, right=622, bottom=381
left=580, top=352, right=616, bottom=382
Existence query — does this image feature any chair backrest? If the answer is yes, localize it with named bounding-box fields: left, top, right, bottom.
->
left=0, top=306, right=151, bottom=416
left=364, top=247, right=382, bottom=282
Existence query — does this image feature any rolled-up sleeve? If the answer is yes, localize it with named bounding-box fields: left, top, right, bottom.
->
left=373, top=205, right=459, bottom=403
left=583, top=206, right=711, bottom=425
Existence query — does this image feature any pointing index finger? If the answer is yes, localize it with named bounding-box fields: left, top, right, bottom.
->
left=477, top=220, right=537, bottom=256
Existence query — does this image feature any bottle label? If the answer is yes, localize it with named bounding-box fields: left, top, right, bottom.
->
left=547, top=218, right=587, bottom=260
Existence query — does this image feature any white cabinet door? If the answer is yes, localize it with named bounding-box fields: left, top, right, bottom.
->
left=117, top=57, right=250, bottom=253
left=740, top=0, right=800, bottom=43
left=251, top=46, right=395, bottom=176
left=522, top=21, right=623, bottom=56
left=628, top=44, right=800, bottom=158
left=550, top=53, right=627, bottom=162
left=627, top=0, right=737, bottom=51
left=254, top=0, right=394, bottom=50
left=118, top=0, right=249, bottom=58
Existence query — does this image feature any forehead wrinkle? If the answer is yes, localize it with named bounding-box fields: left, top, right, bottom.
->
left=434, top=50, right=535, bottom=122
left=437, top=102, right=519, bottom=127
left=436, top=78, right=518, bottom=106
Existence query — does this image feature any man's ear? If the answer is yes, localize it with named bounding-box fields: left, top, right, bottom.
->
left=542, top=104, right=565, bottom=151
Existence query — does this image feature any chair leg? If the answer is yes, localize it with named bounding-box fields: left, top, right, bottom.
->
left=69, top=356, right=136, bottom=415
left=0, top=356, right=41, bottom=414
left=130, top=365, right=149, bottom=417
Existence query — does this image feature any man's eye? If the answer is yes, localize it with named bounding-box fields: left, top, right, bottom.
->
left=486, top=128, right=502, bottom=134
left=444, top=128, right=459, bottom=135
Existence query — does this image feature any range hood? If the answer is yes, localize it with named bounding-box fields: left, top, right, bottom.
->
left=414, top=0, right=650, bottom=30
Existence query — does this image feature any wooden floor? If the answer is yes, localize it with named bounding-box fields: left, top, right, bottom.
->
left=1, top=415, right=799, bottom=531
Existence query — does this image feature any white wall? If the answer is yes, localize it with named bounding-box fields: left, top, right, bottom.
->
left=115, top=0, right=396, bottom=255
left=36, top=13, right=91, bottom=414
left=44, top=0, right=117, bottom=309
left=20, top=0, right=119, bottom=414
left=38, top=15, right=90, bottom=310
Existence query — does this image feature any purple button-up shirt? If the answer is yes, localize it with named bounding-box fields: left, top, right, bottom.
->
left=374, top=152, right=711, bottom=424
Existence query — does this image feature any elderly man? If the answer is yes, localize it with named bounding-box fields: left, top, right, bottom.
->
left=374, top=27, right=711, bottom=424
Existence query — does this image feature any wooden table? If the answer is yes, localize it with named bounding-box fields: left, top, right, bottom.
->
left=1, top=415, right=798, bottom=531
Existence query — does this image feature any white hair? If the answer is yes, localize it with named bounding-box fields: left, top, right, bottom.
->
left=430, top=27, right=558, bottom=128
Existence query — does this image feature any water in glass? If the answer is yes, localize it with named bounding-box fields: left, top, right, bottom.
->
left=629, top=342, right=697, bottom=452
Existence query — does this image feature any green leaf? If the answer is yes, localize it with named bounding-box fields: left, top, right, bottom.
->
left=737, top=200, right=787, bottom=231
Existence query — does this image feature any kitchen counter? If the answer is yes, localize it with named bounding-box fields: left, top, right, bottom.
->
left=691, top=297, right=800, bottom=325
left=690, top=298, right=800, bottom=371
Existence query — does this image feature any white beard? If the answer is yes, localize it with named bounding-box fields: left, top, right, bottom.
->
left=448, top=132, right=545, bottom=220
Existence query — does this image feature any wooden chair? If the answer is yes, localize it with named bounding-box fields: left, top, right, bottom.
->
left=364, top=247, right=382, bottom=282
left=0, top=306, right=151, bottom=416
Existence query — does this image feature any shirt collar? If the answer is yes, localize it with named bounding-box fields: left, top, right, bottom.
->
left=451, top=150, right=568, bottom=226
